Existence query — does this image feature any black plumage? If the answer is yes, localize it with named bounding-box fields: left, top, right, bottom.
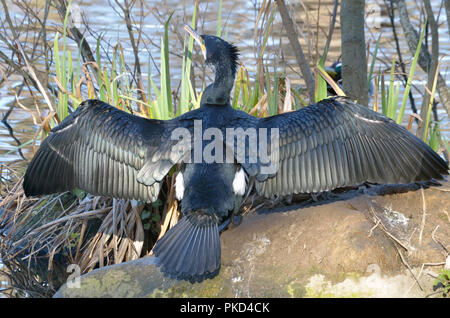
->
left=254, top=98, right=448, bottom=197
left=23, top=26, right=448, bottom=283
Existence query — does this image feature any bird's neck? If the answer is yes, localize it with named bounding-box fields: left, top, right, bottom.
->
left=200, top=62, right=235, bottom=107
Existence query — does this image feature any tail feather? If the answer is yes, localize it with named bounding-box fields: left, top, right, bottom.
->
left=153, top=212, right=221, bottom=283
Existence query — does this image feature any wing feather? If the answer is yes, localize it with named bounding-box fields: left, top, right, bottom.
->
left=23, top=100, right=174, bottom=202
left=254, top=97, right=448, bottom=198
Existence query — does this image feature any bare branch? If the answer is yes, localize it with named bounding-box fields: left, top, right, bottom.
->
left=322, top=0, right=338, bottom=64
left=275, top=0, right=315, bottom=102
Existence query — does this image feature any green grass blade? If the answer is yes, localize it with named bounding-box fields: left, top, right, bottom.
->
left=103, top=67, right=111, bottom=103
left=216, top=0, right=223, bottom=37
left=367, top=34, right=381, bottom=89
left=96, top=37, right=106, bottom=101
left=386, top=57, right=396, bottom=119
left=179, top=35, right=189, bottom=115
left=232, top=66, right=242, bottom=108
left=149, top=67, right=162, bottom=119
left=75, top=39, right=83, bottom=104
left=111, top=46, right=119, bottom=105
left=242, top=67, right=250, bottom=106
left=258, top=8, right=275, bottom=61
left=68, top=49, right=73, bottom=99
left=60, top=0, right=71, bottom=119
left=269, top=64, right=278, bottom=116
left=264, top=64, right=271, bottom=116
left=423, top=58, right=442, bottom=142
left=160, top=35, right=169, bottom=119
left=54, top=32, right=63, bottom=123
left=160, top=12, right=174, bottom=119
left=396, top=21, right=427, bottom=124
left=54, top=32, right=61, bottom=84
left=442, top=136, right=450, bottom=157
left=315, top=58, right=328, bottom=103
left=380, top=73, right=387, bottom=116
left=428, top=122, right=440, bottom=152
left=147, top=53, right=152, bottom=98
left=391, top=82, right=400, bottom=119
left=179, top=5, right=197, bottom=115
left=317, top=63, right=345, bottom=97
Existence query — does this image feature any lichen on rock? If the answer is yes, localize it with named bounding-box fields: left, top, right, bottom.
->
left=54, top=181, right=450, bottom=298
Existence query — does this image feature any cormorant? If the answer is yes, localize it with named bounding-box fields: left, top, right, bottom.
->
left=23, top=26, right=448, bottom=283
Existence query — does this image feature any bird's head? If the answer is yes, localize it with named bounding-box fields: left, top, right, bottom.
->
left=185, top=25, right=239, bottom=76
left=185, top=25, right=239, bottom=105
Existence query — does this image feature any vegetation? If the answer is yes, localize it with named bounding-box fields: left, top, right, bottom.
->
left=432, top=269, right=450, bottom=297
left=0, top=0, right=448, bottom=297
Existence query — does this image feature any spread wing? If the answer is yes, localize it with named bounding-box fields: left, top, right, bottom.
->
left=23, top=100, right=193, bottom=202
left=252, top=97, right=448, bottom=198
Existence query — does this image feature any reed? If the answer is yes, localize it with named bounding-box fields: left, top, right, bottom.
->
left=375, top=21, right=442, bottom=150
left=396, top=22, right=426, bottom=125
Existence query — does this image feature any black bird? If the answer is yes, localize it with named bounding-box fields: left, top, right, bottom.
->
left=324, top=61, right=342, bottom=95
left=23, top=26, right=448, bottom=283
left=325, top=61, right=374, bottom=96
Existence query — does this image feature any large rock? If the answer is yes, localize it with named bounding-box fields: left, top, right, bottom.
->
left=54, top=181, right=450, bottom=298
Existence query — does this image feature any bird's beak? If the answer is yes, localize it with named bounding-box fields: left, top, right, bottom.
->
left=184, top=24, right=207, bottom=60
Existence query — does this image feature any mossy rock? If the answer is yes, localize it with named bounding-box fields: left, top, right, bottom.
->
left=54, top=181, right=450, bottom=298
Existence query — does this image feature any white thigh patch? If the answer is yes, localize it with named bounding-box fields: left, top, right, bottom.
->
left=232, top=168, right=247, bottom=196
left=175, top=172, right=184, bottom=200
